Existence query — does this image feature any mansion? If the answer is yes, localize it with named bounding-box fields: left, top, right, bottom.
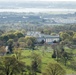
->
left=26, top=31, right=60, bottom=44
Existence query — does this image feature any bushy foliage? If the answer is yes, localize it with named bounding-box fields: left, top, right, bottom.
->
left=0, top=56, right=26, bottom=75
left=42, top=63, right=66, bottom=75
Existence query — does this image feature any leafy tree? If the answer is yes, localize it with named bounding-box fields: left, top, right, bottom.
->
left=1, top=34, right=9, bottom=42
left=40, top=40, right=45, bottom=44
left=41, top=28, right=51, bottom=35
left=42, top=63, right=66, bottom=75
left=42, top=44, right=47, bottom=56
left=13, top=48, right=22, bottom=60
left=25, top=36, right=36, bottom=43
left=7, top=39, right=14, bottom=45
left=18, top=37, right=26, bottom=42
left=51, top=33, right=57, bottom=36
left=61, top=52, right=68, bottom=66
left=51, top=43, right=58, bottom=59
left=60, top=32, right=70, bottom=40
left=66, top=31, right=74, bottom=36
left=52, top=50, right=56, bottom=58
left=43, top=29, right=51, bottom=35
left=70, top=60, right=76, bottom=71
left=57, top=44, right=72, bottom=66
left=73, top=33, right=76, bottom=43
left=0, top=56, right=26, bottom=75
left=8, top=33, right=16, bottom=39
left=31, top=52, right=42, bottom=74
left=25, top=36, right=36, bottom=50
left=14, top=42, right=20, bottom=48
left=14, top=31, right=24, bottom=38
left=7, top=39, right=14, bottom=53
left=31, top=61, right=38, bottom=75
left=0, top=46, right=6, bottom=55
left=26, top=39, right=34, bottom=49
left=51, top=43, right=69, bottom=64
left=19, top=42, right=26, bottom=48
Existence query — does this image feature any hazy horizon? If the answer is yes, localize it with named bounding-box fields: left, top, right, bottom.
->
left=0, top=8, right=76, bottom=14
left=0, top=1, right=76, bottom=13
left=0, top=1, right=76, bottom=8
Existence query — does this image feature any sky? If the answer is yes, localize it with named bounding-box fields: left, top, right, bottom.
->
left=0, top=0, right=76, bottom=2
left=0, top=0, right=76, bottom=9
left=0, top=0, right=76, bottom=13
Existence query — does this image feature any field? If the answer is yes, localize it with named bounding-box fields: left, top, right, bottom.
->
left=18, top=46, right=76, bottom=75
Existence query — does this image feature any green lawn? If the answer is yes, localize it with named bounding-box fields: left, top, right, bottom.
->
left=19, top=46, right=76, bottom=75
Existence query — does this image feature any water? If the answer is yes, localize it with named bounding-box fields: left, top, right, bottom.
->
left=0, top=8, right=76, bottom=13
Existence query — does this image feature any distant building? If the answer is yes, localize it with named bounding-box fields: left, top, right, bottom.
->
left=37, top=35, right=59, bottom=44
left=26, top=31, right=41, bottom=37
left=26, top=31, right=60, bottom=44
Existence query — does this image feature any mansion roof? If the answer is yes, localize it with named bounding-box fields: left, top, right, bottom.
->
left=26, top=31, right=59, bottom=38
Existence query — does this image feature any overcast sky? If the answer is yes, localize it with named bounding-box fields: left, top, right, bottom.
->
left=0, top=0, right=76, bottom=12
left=0, top=0, right=76, bottom=2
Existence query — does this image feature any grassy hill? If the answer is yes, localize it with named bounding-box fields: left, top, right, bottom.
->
left=18, top=46, right=76, bottom=75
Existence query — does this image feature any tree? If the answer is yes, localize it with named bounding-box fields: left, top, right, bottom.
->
left=14, top=31, right=24, bottom=38
left=42, top=43, right=47, bottom=56
left=1, top=34, right=9, bottom=42
left=60, top=32, right=70, bottom=41
left=18, top=37, right=26, bottom=42
left=31, top=61, right=38, bottom=75
left=73, top=33, right=76, bottom=43
left=8, top=33, right=16, bottom=39
left=60, top=52, right=68, bottom=66
left=51, top=43, right=58, bottom=60
left=0, top=56, right=26, bottom=75
left=31, top=52, right=42, bottom=74
left=42, top=29, right=51, bottom=35
left=70, top=60, right=76, bottom=71
left=7, top=39, right=14, bottom=45
left=26, top=39, right=34, bottom=49
left=13, top=48, right=22, bottom=60
left=19, top=42, right=26, bottom=48
left=25, top=36, right=36, bottom=43
left=51, top=33, right=57, bottom=36
left=25, top=36, right=36, bottom=50
left=40, top=40, right=45, bottom=44
left=0, top=46, right=6, bottom=55
left=7, top=39, right=14, bottom=53
left=66, top=31, right=74, bottom=36
left=42, top=63, right=66, bottom=75
left=52, top=50, right=56, bottom=58
left=51, top=43, right=69, bottom=64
